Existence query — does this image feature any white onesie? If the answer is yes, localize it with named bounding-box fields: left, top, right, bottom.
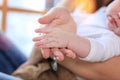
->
left=73, top=7, right=120, bottom=62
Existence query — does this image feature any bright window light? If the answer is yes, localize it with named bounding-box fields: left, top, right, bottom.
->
left=8, top=0, right=45, bottom=11
left=0, top=0, right=3, bottom=5
left=6, top=12, right=42, bottom=57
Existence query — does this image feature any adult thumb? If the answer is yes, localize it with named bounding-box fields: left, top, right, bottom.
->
left=38, top=9, right=57, bottom=24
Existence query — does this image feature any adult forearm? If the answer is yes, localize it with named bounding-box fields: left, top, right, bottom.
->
left=59, top=57, right=100, bottom=79
left=59, top=56, right=120, bottom=80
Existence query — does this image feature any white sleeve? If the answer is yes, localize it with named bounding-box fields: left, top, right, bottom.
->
left=80, top=33, right=120, bottom=62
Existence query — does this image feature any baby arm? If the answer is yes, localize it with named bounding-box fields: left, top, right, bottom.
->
left=33, top=27, right=90, bottom=58
left=33, top=26, right=120, bottom=62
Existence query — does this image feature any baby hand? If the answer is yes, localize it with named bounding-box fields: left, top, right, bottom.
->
left=33, top=27, right=73, bottom=48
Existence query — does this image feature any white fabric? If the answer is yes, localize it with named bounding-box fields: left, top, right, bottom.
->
left=73, top=7, right=120, bottom=62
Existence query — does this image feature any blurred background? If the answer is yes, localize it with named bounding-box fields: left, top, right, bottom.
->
left=0, top=0, right=112, bottom=58
left=0, top=0, right=59, bottom=57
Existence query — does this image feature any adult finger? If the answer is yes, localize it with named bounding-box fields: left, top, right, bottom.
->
left=38, top=8, right=57, bottom=24
left=38, top=7, right=69, bottom=28
left=35, top=27, right=52, bottom=34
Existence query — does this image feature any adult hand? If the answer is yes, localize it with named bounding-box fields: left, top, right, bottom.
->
left=106, top=0, right=120, bottom=35
left=39, top=7, right=76, bottom=32
left=36, top=7, right=77, bottom=61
